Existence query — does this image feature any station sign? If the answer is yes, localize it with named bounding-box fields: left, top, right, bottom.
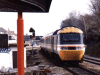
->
left=0, top=34, right=8, bottom=48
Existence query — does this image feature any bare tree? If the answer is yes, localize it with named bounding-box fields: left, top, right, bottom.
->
left=61, top=12, right=85, bottom=32
left=91, top=0, right=100, bottom=26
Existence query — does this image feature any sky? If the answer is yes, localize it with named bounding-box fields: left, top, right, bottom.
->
left=0, top=0, right=91, bottom=36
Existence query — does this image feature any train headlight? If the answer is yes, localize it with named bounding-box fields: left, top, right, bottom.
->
left=61, top=47, right=68, bottom=50
left=76, top=47, right=84, bottom=50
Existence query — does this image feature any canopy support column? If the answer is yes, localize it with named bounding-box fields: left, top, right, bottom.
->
left=17, top=12, right=24, bottom=75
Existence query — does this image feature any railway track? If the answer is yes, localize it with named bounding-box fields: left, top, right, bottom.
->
left=40, top=50, right=100, bottom=75
left=40, top=50, right=79, bottom=75
left=64, top=62, right=100, bottom=75
left=76, top=64, right=99, bottom=75
left=84, top=55, right=100, bottom=65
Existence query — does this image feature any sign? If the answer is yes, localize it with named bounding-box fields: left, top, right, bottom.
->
left=0, top=34, right=8, bottom=48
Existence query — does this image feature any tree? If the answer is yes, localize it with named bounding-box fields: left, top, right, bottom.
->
left=61, top=12, right=85, bottom=32
left=91, top=0, right=100, bottom=26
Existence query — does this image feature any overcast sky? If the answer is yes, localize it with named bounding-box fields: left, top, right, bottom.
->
left=0, top=0, right=91, bottom=36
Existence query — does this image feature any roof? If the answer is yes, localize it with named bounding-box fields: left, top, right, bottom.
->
left=0, top=27, right=7, bottom=34
left=0, top=0, right=52, bottom=12
left=0, top=27, right=17, bottom=36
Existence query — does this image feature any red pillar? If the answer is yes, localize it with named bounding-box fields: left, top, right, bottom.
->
left=17, top=12, right=24, bottom=75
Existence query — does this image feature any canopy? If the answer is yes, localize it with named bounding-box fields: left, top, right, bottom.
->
left=0, top=0, right=52, bottom=12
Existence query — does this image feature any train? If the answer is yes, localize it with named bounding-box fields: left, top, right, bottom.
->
left=40, top=27, right=85, bottom=63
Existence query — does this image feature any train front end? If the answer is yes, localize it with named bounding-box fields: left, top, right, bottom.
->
left=57, top=27, right=85, bottom=62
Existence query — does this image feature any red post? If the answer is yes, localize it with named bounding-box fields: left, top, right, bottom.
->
left=17, top=12, right=24, bottom=75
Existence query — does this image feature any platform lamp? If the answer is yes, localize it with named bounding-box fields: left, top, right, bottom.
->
left=29, top=27, right=35, bottom=39
left=29, top=27, right=35, bottom=54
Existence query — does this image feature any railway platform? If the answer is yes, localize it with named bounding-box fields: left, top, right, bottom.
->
left=0, top=46, right=52, bottom=75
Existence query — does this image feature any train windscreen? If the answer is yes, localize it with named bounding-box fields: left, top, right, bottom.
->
left=59, top=33, right=83, bottom=44
left=63, top=33, right=80, bottom=42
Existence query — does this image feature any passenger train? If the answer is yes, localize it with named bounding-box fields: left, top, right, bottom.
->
left=40, top=27, right=85, bottom=63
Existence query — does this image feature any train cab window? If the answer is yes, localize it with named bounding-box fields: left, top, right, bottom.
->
left=59, top=33, right=83, bottom=44
left=63, top=33, right=80, bottom=42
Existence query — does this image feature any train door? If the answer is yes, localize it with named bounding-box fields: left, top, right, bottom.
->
left=51, top=36, right=54, bottom=52
left=55, top=35, right=58, bottom=54
left=54, top=35, right=58, bottom=54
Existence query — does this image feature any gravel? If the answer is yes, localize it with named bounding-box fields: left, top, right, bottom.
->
left=80, top=61, right=100, bottom=74
left=1, top=46, right=100, bottom=75
left=28, top=49, right=72, bottom=75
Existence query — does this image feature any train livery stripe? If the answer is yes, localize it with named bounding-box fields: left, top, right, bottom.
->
left=57, top=45, right=85, bottom=48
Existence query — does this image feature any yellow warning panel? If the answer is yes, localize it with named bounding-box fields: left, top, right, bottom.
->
left=59, top=50, right=84, bottom=61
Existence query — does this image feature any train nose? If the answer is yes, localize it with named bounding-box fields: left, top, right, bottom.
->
left=59, top=50, right=84, bottom=61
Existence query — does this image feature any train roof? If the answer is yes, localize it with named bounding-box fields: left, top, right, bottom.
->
left=58, top=27, right=83, bottom=33
left=41, top=29, right=60, bottom=38
left=41, top=26, right=83, bottom=39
